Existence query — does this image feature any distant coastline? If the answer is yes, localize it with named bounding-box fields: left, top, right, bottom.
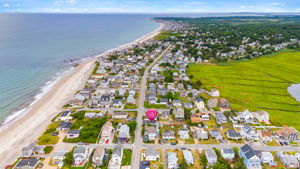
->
left=0, top=19, right=163, bottom=167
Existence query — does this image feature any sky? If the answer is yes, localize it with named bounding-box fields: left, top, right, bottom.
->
left=0, top=0, right=300, bottom=13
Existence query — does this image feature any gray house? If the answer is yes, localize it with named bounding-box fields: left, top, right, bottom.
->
left=205, top=149, right=217, bottom=165
left=239, top=144, right=261, bottom=169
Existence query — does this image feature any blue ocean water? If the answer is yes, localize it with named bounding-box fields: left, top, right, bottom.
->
left=0, top=14, right=159, bottom=123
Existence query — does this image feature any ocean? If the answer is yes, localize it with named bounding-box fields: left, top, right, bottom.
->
left=0, top=13, right=159, bottom=124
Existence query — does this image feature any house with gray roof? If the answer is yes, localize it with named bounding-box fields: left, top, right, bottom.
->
left=73, top=146, right=89, bottom=166
left=239, top=144, right=261, bottom=169
left=108, top=144, right=123, bottom=169
left=183, top=150, right=194, bottom=165
left=167, top=152, right=178, bottom=169
left=205, top=149, right=217, bottom=165
left=276, top=152, right=299, bottom=168
left=227, top=129, right=242, bottom=140
left=117, top=124, right=130, bottom=143
left=215, top=112, right=227, bottom=124
left=144, top=148, right=160, bottom=161
left=221, top=148, right=235, bottom=160
left=14, top=158, right=40, bottom=169
left=93, top=146, right=105, bottom=166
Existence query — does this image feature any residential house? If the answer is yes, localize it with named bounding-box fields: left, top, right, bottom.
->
left=14, top=158, right=40, bottom=169
left=145, top=126, right=158, bottom=140
left=210, top=130, right=223, bottom=139
left=160, top=110, right=171, bottom=119
left=73, top=146, right=90, bottom=166
left=274, top=126, right=299, bottom=142
left=93, top=146, right=105, bottom=166
left=112, top=99, right=123, bottom=108
left=183, top=102, right=193, bottom=109
left=241, top=125, right=259, bottom=141
left=118, top=124, right=130, bottom=143
left=84, top=112, right=99, bottom=119
left=101, top=121, right=114, bottom=141
left=126, top=95, right=136, bottom=104
left=239, top=144, right=261, bottom=169
left=59, top=111, right=73, bottom=121
left=235, top=110, right=255, bottom=124
left=205, top=149, right=217, bottom=165
left=162, top=130, right=176, bottom=140
left=207, top=98, right=218, bottom=109
left=260, top=151, right=274, bottom=164
left=193, top=128, right=208, bottom=140
left=260, top=131, right=272, bottom=143
left=57, top=121, right=72, bottom=131
left=190, top=113, right=202, bottom=123
left=276, top=152, right=299, bottom=168
left=168, top=152, right=178, bottom=169
left=195, top=98, right=205, bottom=111
left=201, top=113, right=210, bottom=121
left=112, top=112, right=128, bottom=119
left=178, top=128, right=189, bottom=139
left=67, top=130, right=80, bottom=139
left=108, top=144, right=123, bottom=169
left=210, top=89, right=220, bottom=97
left=144, top=148, right=160, bottom=161
left=221, top=148, right=235, bottom=160
left=174, top=107, right=185, bottom=121
left=100, top=95, right=111, bottom=108
left=20, top=143, right=35, bottom=157
left=227, top=129, right=242, bottom=140
left=173, top=99, right=182, bottom=107
left=220, top=98, right=230, bottom=111
left=52, top=150, right=68, bottom=163
left=215, top=112, right=227, bottom=124
left=252, top=111, right=269, bottom=123
left=183, top=150, right=194, bottom=165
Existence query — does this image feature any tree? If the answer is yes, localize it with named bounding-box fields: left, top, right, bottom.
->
left=179, top=160, right=188, bottom=169
left=128, top=121, right=137, bottom=131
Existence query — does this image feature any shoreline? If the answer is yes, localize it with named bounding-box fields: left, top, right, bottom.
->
left=0, top=21, right=163, bottom=167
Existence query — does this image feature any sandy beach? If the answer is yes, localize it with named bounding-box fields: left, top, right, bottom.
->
left=0, top=23, right=163, bottom=167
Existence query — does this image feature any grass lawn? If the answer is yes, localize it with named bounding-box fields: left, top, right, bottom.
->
left=198, top=137, right=219, bottom=144
left=37, top=123, right=59, bottom=145
left=144, top=101, right=167, bottom=109
left=124, top=104, right=138, bottom=109
left=187, top=50, right=300, bottom=130
left=121, top=149, right=132, bottom=166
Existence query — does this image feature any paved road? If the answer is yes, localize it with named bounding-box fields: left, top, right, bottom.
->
left=131, top=45, right=172, bottom=169
left=76, top=108, right=138, bottom=112
left=140, top=143, right=300, bottom=152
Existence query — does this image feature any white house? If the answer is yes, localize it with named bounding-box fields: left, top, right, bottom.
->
left=183, top=150, right=194, bottom=165
left=73, top=146, right=89, bottom=166
left=144, top=148, right=160, bottom=161
left=221, top=148, right=235, bottom=160
left=108, top=145, right=123, bottom=169
left=252, top=111, right=269, bottom=123
left=178, top=128, right=190, bottom=139
left=168, top=152, right=178, bottom=169
left=195, top=98, right=205, bottom=111
left=205, top=149, right=217, bottom=165
left=260, top=151, right=274, bottom=164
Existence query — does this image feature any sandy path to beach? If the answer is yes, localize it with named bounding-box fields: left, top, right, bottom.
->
left=0, top=23, right=163, bottom=167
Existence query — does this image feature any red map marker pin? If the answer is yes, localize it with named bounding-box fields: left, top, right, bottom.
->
left=146, top=109, right=158, bottom=121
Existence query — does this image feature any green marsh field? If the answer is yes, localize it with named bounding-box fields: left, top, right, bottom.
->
left=187, top=50, right=300, bottom=130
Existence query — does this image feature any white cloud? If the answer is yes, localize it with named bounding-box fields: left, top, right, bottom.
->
left=240, top=5, right=255, bottom=9
left=2, top=3, right=10, bottom=8
left=54, top=0, right=77, bottom=5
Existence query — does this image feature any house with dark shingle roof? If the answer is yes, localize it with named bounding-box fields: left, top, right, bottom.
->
left=239, top=144, right=261, bottom=169
left=14, top=158, right=39, bottom=169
